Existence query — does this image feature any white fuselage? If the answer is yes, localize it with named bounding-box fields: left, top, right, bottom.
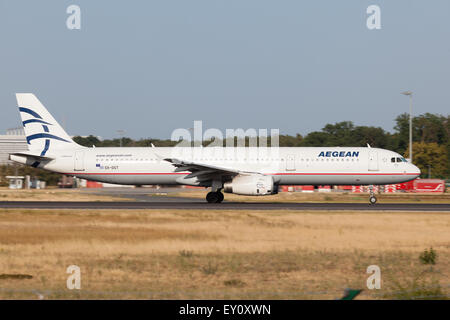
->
left=12, top=146, right=420, bottom=186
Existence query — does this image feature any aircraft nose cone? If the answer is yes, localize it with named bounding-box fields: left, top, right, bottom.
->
left=413, top=164, right=421, bottom=177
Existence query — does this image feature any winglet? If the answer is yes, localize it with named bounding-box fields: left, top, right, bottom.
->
left=150, top=143, right=165, bottom=161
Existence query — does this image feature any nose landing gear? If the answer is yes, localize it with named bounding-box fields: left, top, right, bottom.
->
left=369, top=185, right=377, bottom=204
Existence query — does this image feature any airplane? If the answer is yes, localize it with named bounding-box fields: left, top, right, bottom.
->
left=9, top=93, right=421, bottom=204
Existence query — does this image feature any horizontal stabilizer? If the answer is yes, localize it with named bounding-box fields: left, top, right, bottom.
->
left=9, top=152, right=54, bottom=161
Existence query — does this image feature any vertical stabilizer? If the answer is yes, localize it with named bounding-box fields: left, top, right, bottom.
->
left=16, top=93, right=81, bottom=154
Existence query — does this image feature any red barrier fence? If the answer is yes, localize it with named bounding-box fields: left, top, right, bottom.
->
left=280, top=179, right=445, bottom=193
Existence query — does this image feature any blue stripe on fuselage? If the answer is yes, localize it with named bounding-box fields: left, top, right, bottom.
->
left=31, top=161, right=40, bottom=168
left=40, top=139, right=50, bottom=156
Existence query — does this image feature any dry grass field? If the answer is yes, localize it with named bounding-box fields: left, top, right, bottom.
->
left=172, top=189, right=450, bottom=204
left=0, top=188, right=122, bottom=202
left=0, top=208, right=449, bottom=299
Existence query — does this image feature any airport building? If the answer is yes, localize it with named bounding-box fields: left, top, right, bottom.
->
left=0, top=128, right=27, bottom=165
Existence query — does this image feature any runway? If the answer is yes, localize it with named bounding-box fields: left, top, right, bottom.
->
left=1, top=201, right=449, bottom=211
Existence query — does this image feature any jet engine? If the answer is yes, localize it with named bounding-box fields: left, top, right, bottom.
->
left=223, top=175, right=276, bottom=196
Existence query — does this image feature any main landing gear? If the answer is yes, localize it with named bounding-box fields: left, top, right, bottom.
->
left=206, top=191, right=224, bottom=203
left=369, top=185, right=377, bottom=205
left=206, top=180, right=224, bottom=203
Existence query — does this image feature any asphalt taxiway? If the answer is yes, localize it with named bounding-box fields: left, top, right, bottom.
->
left=0, top=201, right=449, bottom=211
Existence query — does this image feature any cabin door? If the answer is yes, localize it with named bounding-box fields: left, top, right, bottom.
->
left=74, top=151, right=85, bottom=171
left=368, top=151, right=379, bottom=171
left=286, top=154, right=296, bottom=171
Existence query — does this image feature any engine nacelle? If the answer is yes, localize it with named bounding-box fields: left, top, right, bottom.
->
left=223, top=175, right=275, bottom=196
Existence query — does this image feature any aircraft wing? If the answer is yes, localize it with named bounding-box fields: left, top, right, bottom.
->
left=151, top=144, right=258, bottom=181
left=163, top=157, right=256, bottom=181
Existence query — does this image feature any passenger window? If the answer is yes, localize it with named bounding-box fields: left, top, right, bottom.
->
left=396, top=157, right=402, bottom=162
left=391, top=157, right=395, bottom=163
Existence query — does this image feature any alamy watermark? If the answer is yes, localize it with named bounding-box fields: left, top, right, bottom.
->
left=66, top=265, right=81, bottom=290
left=367, top=5, right=381, bottom=30
left=168, top=121, right=281, bottom=167
left=65, top=5, right=382, bottom=31
left=366, top=265, right=381, bottom=289
left=66, top=5, right=81, bottom=30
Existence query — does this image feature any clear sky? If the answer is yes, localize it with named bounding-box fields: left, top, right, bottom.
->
left=1, top=1, right=449, bottom=139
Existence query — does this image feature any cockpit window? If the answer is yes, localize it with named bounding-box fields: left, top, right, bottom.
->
left=392, top=157, right=407, bottom=163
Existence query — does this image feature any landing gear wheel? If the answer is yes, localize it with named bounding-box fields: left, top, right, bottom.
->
left=206, top=192, right=221, bottom=203
left=368, top=185, right=377, bottom=205
left=217, top=192, right=224, bottom=203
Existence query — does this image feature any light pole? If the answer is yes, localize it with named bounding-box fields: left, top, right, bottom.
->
left=401, top=91, right=413, bottom=163
left=117, top=130, right=126, bottom=147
